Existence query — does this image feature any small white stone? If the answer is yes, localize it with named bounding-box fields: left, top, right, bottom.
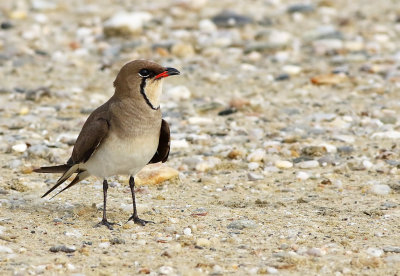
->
left=195, top=157, right=221, bottom=172
left=307, top=247, right=326, bottom=257
left=248, top=172, right=264, bottom=181
left=64, top=229, right=82, bottom=238
left=248, top=162, right=259, bottom=170
left=333, top=135, right=355, bottom=143
left=166, top=85, right=191, bottom=101
left=370, top=184, right=391, bottom=195
left=296, top=171, right=310, bottom=180
left=188, top=117, right=213, bottom=125
left=266, top=266, right=279, bottom=274
left=137, top=239, right=146, bottom=245
left=212, top=265, right=223, bottom=274
left=159, top=266, right=174, bottom=275
left=372, top=131, right=400, bottom=139
left=247, top=149, right=266, bottom=162
left=12, top=143, right=27, bottom=152
left=0, top=245, right=13, bottom=253
left=198, top=19, right=217, bottom=32
left=282, top=65, right=302, bottom=75
left=298, top=160, right=319, bottom=169
left=66, top=263, right=76, bottom=271
left=169, top=217, right=179, bottom=224
left=171, top=139, right=189, bottom=149
left=320, top=143, right=337, bottom=153
left=103, top=12, right=152, bottom=34
left=183, top=227, right=192, bottom=236
left=98, top=242, right=110, bottom=249
left=274, top=160, right=293, bottom=169
left=366, top=247, right=384, bottom=257
left=362, top=160, right=373, bottom=169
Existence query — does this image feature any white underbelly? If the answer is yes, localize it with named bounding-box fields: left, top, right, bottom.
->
left=82, top=133, right=159, bottom=178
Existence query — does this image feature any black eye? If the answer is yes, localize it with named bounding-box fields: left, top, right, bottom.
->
left=139, top=69, right=150, bottom=78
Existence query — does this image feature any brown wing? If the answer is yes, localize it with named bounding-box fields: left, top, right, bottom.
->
left=71, top=117, right=109, bottom=164
left=149, top=119, right=170, bottom=163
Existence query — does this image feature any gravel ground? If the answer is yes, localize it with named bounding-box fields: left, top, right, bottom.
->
left=1, top=0, right=400, bottom=275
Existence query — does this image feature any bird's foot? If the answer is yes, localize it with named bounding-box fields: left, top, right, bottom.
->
left=127, top=215, right=154, bottom=226
left=94, top=219, right=117, bottom=230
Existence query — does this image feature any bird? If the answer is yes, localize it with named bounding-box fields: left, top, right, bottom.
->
left=34, top=60, right=180, bottom=229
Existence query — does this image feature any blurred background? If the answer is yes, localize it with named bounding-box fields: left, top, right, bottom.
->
left=1, top=0, right=400, bottom=275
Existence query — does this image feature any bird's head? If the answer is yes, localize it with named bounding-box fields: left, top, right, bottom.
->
left=114, top=60, right=180, bottom=110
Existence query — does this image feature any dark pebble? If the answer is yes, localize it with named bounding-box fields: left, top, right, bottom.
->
left=110, top=237, right=125, bottom=245
left=25, top=87, right=51, bottom=101
left=287, top=4, right=315, bottom=14
left=218, top=107, right=237, bottom=116
left=293, top=156, right=314, bottom=163
left=1, top=22, right=13, bottom=30
left=35, top=49, right=48, bottom=56
left=275, top=73, right=290, bottom=81
left=383, top=246, right=400, bottom=253
left=50, top=245, right=76, bottom=253
left=212, top=10, right=252, bottom=27
left=337, top=146, right=354, bottom=154
left=384, top=160, right=400, bottom=166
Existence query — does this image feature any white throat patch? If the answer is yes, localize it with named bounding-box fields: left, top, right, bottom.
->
left=143, top=79, right=163, bottom=109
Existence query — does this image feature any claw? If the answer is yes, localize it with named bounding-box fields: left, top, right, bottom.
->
left=94, top=219, right=117, bottom=230
left=127, top=215, right=154, bottom=226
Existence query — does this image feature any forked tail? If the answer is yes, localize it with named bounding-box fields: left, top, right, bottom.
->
left=34, top=164, right=89, bottom=198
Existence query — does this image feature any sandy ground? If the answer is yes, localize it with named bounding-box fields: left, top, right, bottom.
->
left=1, top=0, right=400, bottom=275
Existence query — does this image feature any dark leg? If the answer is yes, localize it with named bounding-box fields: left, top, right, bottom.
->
left=127, top=176, right=154, bottom=226
left=95, top=179, right=116, bottom=230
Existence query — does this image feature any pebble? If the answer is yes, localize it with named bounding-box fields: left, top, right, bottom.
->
left=311, top=73, right=348, bottom=85
left=248, top=162, right=259, bottom=170
left=385, top=255, right=400, bottom=264
left=49, top=245, right=76, bottom=253
left=296, top=171, right=310, bottom=180
left=227, top=219, right=257, bottom=230
left=98, top=242, right=110, bottom=249
left=298, top=160, right=319, bottom=169
left=266, top=267, right=278, bottom=274
left=247, top=149, right=266, bottom=162
left=383, top=246, right=400, bottom=253
left=287, top=4, right=315, bottom=13
left=301, top=146, right=327, bottom=156
left=198, top=19, right=217, bottom=33
left=274, top=160, right=293, bottom=169
left=0, top=245, right=13, bottom=253
left=188, top=117, right=213, bottom=125
left=212, top=10, right=252, bottom=27
left=103, top=12, right=152, bottom=36
left=370, top=185, right=391, bottom=195
left=282, top=65, right=302, bottom=75
left=248, top=172, right=264, bottom=181
left=196, top=238, right=211, bottom=247
left=337, top=146, right=354, bottom=154
left=110, top=238, right=125, bottom=245
left=371, top=131, right=400, bottom=139
left=183, top=227, right=192, bottom=236
left=366, top=247, right=384, bottom=257
left=195, top=157, right=221, bottom=172
left=159, top=266, right=174, bottom=275
left=12, top=143, right=27, bottom=153
left=28, top=144, right=50, bottom=158
left=64, top=230, right=82, bottom=238
left=171, top=43, right=195, bottom=58
left=166, top=85, right=191, bottom=101
left=135, top=163, right=179, bottom=186
left=306, top=247, right=326, bottom=257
